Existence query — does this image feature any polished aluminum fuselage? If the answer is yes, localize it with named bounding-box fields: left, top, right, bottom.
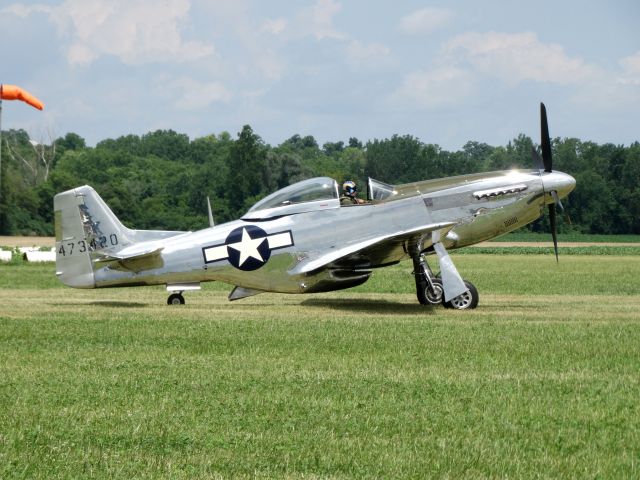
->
left=79, top=169, right=574, bottom=294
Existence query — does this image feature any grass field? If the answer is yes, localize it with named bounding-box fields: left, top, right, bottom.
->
left=490, top=232, right=640, bottom=243
left=1, top=255, right=640, bottom=478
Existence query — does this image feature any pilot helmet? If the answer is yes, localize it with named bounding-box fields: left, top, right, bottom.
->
left=343, top=180, right=357, bottom=197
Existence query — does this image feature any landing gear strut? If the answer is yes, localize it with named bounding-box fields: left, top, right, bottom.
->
left=413, top=254, right=444, bottom=305
left=412, top=253, right=479, bottom=309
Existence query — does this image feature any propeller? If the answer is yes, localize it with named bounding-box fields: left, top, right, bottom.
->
left=540, top=103, right=553, bottom=173
left=548, top=197, right=559, bottom=262
left=534, top=102, right=562, bottom=262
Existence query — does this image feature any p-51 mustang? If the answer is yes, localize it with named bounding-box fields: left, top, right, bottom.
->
left=55, top=104, right=575, bottom=309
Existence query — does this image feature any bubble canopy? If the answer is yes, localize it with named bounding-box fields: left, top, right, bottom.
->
left=243, top=177, right=340, bottom=220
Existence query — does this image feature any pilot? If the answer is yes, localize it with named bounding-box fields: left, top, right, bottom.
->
left=341, top=180, right=366, bottom=205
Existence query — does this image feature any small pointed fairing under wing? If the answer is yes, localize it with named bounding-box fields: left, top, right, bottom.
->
left=228, top=286, right=265, bottom=301
left=289, top=221, right=456, bottom=275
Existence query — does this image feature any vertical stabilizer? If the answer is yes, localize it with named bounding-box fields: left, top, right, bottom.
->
left=54, top=185, right=132, bottom=288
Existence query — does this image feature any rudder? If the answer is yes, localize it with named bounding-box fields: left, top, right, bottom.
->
left=54, top=186, right=132, bottom=288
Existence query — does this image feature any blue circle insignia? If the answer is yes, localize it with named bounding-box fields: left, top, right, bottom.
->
left=225, top=225, right=271, bottom=271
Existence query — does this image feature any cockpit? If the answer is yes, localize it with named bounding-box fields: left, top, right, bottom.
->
left=242, top=177, right=340, bottom=220
left=241, top=176, right=404, bottom=220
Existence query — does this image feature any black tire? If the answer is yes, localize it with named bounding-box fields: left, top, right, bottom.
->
left=167, top=293, right=185, bottom=305
left=417, top=278, right=444, bottom=305
left=444, top=280, right=479, bottom=310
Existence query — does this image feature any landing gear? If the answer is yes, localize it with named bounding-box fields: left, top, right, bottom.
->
left=167, top=293, right=185, bottom=305
left=444, top=280, right=479, bottom=310
left=420, top=278, right=444, bottom=305
left=412, top=254, right=479, bottom=309
left=166, top=283, right=200, bottom=306
left=413, top=254, right=444, bottom=305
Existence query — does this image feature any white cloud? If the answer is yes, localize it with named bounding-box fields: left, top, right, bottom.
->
left=298, top=0, right=344, bottom=40
left=345, top=40, right=391, bottom=67
left=254, top=50, right=287, bottom=81
left=399, top=7, right=453, bottom=35
left=390, top=67, right=474, bottom=109
left=0, top=4, right=51, bottom=16
left=619, top=51, right=640, bottom=85
left=167, top=77, right=232, bottom=110
left=444, top=31, right=599, bottom=86
left=259, top=18, right=287, bottom=36
left=5, top=0, right=214, bottom=66
left=68, top=43, right=96, bottom=65
left=570, top=51, right=640, bottom=110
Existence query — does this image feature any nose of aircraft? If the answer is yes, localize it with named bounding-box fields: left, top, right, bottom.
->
left=542, top=171, right=576, bottom=201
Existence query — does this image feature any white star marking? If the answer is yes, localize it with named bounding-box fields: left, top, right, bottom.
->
left=227, top=227, right=266, bottom=266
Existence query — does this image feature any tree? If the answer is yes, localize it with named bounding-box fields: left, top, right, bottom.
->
left=569, top=169, right=617, bottom=234
left=3, top=121, right=640, bottom=236
left=2, top=129, right=56, bottom=184
left=282, top=134, right=318, bottom=150
left=322, top=141, right=344, bottom=156
left=227, top=125, right=267, bottom=216
left=56, top=132, right=86, bottom=151
left=140, top=129, right=190, bottom=161
left=461, top=141, right=494, bottom=172
left=97, top=134, right=141, bottom=154
left=348, top=137, right=363, bottom=149
left=54, top=132, right=86, bottom=167
left=365, top=135, right=424, bottom=183
left=506, top=134, right=535, bottom=169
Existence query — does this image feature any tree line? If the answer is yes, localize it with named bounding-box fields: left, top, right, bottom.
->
left=0, top=125, right=638, bottom=236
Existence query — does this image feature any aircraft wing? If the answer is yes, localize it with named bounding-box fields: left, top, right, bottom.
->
left=290, top=221, right=456, bottom=275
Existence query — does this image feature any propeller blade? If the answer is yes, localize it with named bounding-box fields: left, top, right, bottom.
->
left=564, top=212, right=572, bottom=225
left=549, top=203, right=559, bottom=263
left=540, top=103, right=552, bottom=173
left=550, top=190, right=564, bottom=213
left=531, top=146, right=544, bottom=171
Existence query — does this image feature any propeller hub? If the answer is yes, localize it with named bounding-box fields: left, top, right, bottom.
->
left=541, top=171, right=576, bottom=203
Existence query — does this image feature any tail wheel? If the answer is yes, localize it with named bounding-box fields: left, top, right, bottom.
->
left=444, top=281, right=479, bottom=310
left=167, top=293, right=185, bottom=305
left=417, top=278, right=444, bottom=305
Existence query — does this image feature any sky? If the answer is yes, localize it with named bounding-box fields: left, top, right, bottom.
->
left=1, top=0, right=639, bottom=150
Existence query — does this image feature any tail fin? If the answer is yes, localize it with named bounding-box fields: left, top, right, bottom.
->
left=54, top=185, right=133, bottom=288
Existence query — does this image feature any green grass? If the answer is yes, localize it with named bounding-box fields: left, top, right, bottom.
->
left=492, top=232, right=640, bottom=243
left=1, top=256, right=640, bottom=478
left=459, top=246, right=640, bottom=255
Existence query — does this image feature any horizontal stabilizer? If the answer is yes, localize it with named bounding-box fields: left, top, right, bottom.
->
left=94, top=246, right=164, bottom=272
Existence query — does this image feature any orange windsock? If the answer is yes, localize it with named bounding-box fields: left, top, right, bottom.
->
left=0, top=84, right=44, bottom=110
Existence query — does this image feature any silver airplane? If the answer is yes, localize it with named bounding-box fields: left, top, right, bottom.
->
left=54, top=104, right=575, bottom=309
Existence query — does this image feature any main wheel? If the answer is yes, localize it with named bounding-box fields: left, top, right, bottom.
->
left=167, top=293, right=185, bottom=305
left=417, top=278, right=444, bottom=305
left=444, top=280, right=479, bottom=310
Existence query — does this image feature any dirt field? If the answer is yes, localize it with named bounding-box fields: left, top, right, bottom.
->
left=0, top=236, right=55, bottom=247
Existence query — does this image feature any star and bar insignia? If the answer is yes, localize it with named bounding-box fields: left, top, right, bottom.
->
left=202, top=225, right=294, bottom=271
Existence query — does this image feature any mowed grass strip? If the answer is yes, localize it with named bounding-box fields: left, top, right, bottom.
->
left=1, top=255, right=639, bottom=478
